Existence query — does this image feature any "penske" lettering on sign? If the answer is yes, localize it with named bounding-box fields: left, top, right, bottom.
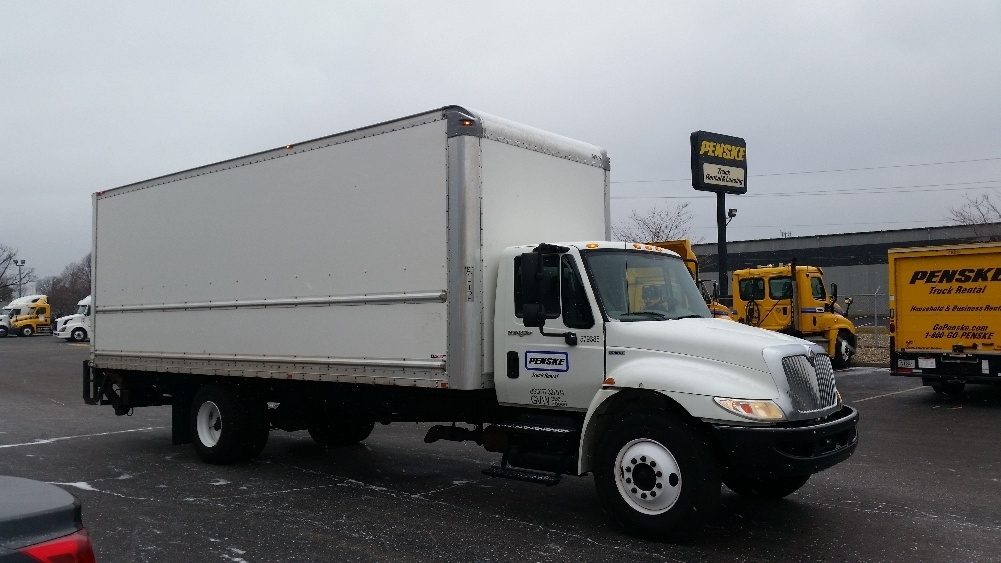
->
left=908, top=268, right=1001, bottom=284
left=699, top=141, right=746, bottom=161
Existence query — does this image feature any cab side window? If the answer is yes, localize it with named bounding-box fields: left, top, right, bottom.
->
left=810, top=277, right=826, bottom=301
left=514, top=254, right=594, bottom=329
left=739, top=278, right=766, bottom=301
left=514, top=254, right=561, bottom=319
left=769, top=277, right=793, bottom=299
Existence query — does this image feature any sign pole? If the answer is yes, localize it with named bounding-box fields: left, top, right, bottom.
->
left=717, top=191, right=728, bottom=298
left=689, top=131, right=747, bottom=304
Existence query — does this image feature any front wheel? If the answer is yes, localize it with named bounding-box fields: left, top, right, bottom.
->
left=0, top=326, right=7, bottom=338
left=189, top=384, right=269, bottom=464
left=70, top=327, right=88, bottom=342
left=20, top=326, right=34, bottom=337
left=831, top=330, right=854, bottom=369
left=593, top=411, right=720, bottom=541
left=723, top=474, right=810, bottom=499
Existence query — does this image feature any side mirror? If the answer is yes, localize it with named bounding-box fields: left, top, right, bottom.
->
left=830, top=282, right=838, bottom=303
left=520, top=252, right=542, bottom=304
left=519, top=252, right=546, bottom=330
left=522, top=302, right=545, bottom=329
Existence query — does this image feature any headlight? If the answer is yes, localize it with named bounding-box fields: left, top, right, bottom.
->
left=713, top=397, right=786, bottom=421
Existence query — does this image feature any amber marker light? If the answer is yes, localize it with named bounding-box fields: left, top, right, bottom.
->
left=586, top=243, right=600, bottom=249
left=633, top=244, right=642, bottom=249
left=460, top=119, right=475, bottom=127
left=603, top=377, right=615, bottom=385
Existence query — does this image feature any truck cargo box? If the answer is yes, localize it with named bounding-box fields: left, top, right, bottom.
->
left=92, top=106, right=609, bottom=391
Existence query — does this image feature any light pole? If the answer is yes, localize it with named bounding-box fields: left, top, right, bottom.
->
left=14, top=259, right=25, bottom=298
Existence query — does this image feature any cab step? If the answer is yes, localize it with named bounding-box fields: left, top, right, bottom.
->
left=482, top=465, right=561, bottom=486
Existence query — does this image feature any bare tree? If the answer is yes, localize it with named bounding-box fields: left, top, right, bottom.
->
left=44, top=254, right=92, bottom=317
left=0, top=244, right=37, bottom=303
left=611, top=202, right=702, bottom=243
left=947, top=191, right=1001, bottom=240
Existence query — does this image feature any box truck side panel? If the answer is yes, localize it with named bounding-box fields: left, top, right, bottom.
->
left=478, top=138, right=609, bottom=374
left=94, top=118, right=450, bottom=384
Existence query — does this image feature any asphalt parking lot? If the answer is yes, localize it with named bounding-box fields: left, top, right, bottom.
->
left=2, top=336, right=1000, bottom=562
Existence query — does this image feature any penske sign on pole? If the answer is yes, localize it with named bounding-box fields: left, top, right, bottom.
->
left=690, top=131, right=747, bottom=195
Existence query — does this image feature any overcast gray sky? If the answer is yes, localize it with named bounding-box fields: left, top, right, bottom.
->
left=3, top=1, right=1000, bottom=278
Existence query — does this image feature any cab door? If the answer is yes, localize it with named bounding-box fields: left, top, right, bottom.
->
left=497, top=252, right=604, bottom=411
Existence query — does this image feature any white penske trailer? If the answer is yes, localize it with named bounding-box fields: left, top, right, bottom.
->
left=85, top=106, right=857, bottom=539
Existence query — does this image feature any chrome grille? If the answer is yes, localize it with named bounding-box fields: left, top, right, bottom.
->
left=781, top=354, right=838, bottom=412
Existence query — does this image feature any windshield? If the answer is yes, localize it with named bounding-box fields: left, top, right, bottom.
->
left=76, top=304, right=90, bottom=316
left=583, top=250, right=712, bottom=321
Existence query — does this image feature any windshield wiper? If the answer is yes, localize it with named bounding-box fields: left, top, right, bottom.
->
left=623, top=311, right=669, bottom=320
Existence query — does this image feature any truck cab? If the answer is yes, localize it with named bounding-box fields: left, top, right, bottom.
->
left=731, top=264, right=856, bottom=368
left=491, top=242, right=857, bottom=537
left=54, top=295, right=91, bottom=342
left=10, top=295, right=52, bottom=337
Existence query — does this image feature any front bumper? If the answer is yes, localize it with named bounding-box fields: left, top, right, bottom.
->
left=711, top=405, right=858, bottom=477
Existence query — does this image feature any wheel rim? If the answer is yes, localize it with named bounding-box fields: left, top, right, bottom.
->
left=72, top=329, right=85, bottom=341
left=196, top=401, right=223, bottom=447
left=614, top=438, right=682, bottom=514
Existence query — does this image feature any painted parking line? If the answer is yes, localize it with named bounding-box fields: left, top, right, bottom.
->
left=0, top=427, right=165, bottom=449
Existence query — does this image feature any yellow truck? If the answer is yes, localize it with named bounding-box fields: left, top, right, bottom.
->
left=10, top=295, right=53, bottom=337
left=650, top=239, right=732, bottom=319
left=889, top=242, right=1001, bottom=395
left=730, top=262, right=857, bottom=368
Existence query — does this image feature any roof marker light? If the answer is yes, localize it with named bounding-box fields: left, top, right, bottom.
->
left=586, top=243, right=599, bottom=249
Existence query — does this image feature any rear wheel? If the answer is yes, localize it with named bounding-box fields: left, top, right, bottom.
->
left=723, top=474, right=810, bottom=499
left=190, top=384, right=269, bottom=464
left=308, top=418, right=375, bottom=447
left=593, top=411, right=720, bottom=541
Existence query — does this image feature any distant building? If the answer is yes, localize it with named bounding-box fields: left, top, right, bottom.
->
left=694, top=223, right=1001, bottom=318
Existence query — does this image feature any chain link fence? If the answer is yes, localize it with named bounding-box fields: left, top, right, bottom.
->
left=851, top=289, right=889, bottom=365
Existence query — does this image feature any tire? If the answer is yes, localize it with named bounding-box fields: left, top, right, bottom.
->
left=70, top=327, right=88, bottom=342
left=20, top=326, right=34, bottom=337
left=593, top=411, right=720, bottom=541
left=189, top=384, right=269, bottom=464
left=0, top=326, right=7, bottom=338
left=308, top=418, right=375, bottom=448
left=932, top=382, right=965, bottom=396
left=831, top=330, right=854, bottom=369
left=723, top=474, right=810, bottom=499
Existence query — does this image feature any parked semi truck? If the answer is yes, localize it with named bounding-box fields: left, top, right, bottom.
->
left=1, top=294, right=46, bottom=337
left=7, top=295, right=52, bottom=337
left=54, top=295, right=91, bottom=342
left=889, top=242, right=1001, bottom=395
left=84, top=107, right=857, bottom=540
left=730, top=262, right=856, bottom=368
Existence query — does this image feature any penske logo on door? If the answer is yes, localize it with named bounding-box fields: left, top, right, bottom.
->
left=525, top=351, right=569, bottom=372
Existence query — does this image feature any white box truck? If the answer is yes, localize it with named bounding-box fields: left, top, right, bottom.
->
left=85, top=106, right=857, bottom=540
